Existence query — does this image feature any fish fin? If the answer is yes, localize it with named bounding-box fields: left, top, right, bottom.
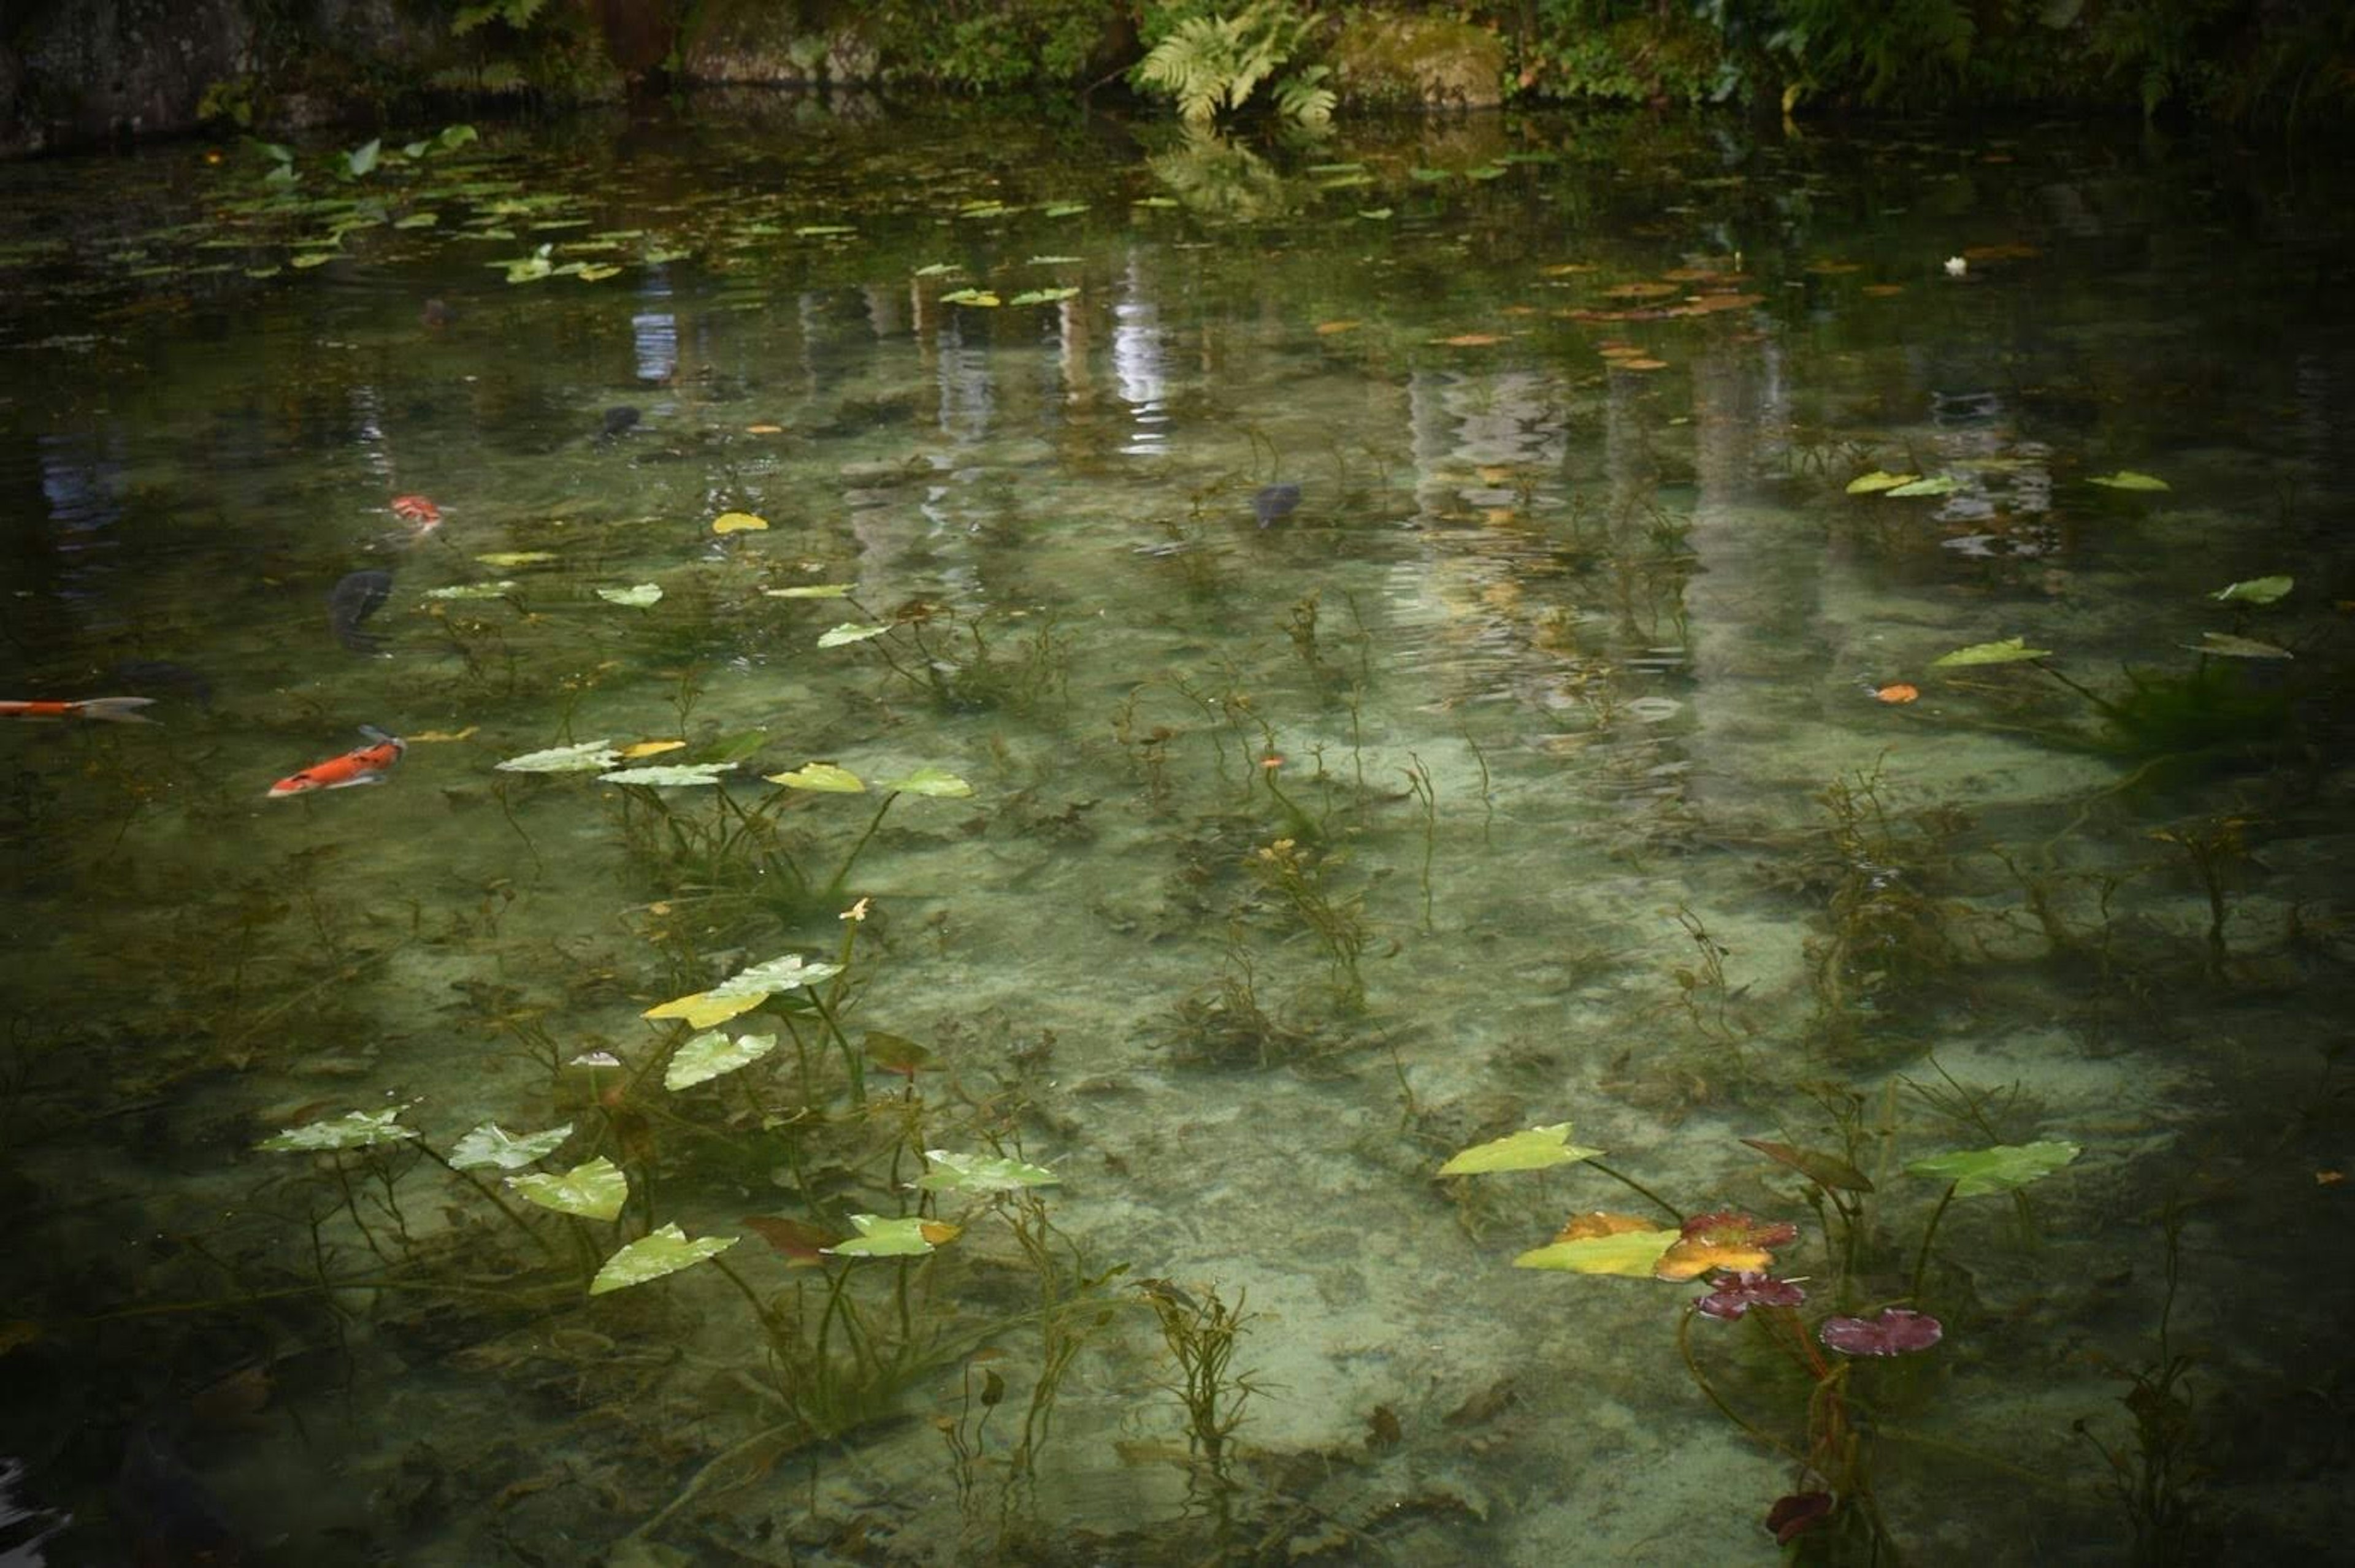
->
left=358, top=725, right=404, bottom=748
left=78, top=697, right=161, bottom=724
left=325, top=772, right=386, bottom=789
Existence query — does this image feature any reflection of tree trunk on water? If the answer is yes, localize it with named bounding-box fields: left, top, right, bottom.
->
left=591, top=0, right=681, bottom=99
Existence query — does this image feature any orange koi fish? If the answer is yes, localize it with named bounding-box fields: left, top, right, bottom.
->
left=268, top=725, right=405, bottom=798
left=390, top=494, right=442, bottom=530
left=0, top=696, right=159, bottom=724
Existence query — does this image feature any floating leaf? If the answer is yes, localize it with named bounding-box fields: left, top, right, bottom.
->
left=764, top=584, right=852, bottom=599
left=2211, top=575, right=2291, bottom=605
left=1656, top=1210, right=1799, bottom=1282
left=599, top=763, right=729, bottom=787
left=766, top=762, right=866, bottom=792
left=795, top=223, right=856, bottom=238
left=508, top=1156, right=627, bottom=1220
left=474, top=551, right=557, bottom=567
left=1904, top=1140, right=2079, bottom=1197
left=1845, top=470, right=1918, bottom=495
left=712, top=952, right=841, bottom=998
left=1693, top=1271, right=1807, bottom=1320
left=2087, top=470, right=2169, bottom=491
left=1740, top=1138, right=1875, bottom=1192
left=597, top=583, right=662, bottom=607
left=1819, top=1307, right=1942, bottom=1356
left=1514, top=1215, right=1680, bottom=1277
left=497, top=739, right=620, bottom=773
left=343, top=139, right=380, bottom=178
left=864, top=1031, right=941, bottom=1077
left=256, top=1107, right=417, bottom=1152
left=665, top=1030, right=779, bottom=1090
left=575, top=264, right=621, bottom=282
left=424, top=581, right=519, bottom=600
left=1438, top=1122, right=1604, bottom=1176
left=289, top=253, right=336, bottom=269
left=2185, top=632, right=2291, bottom=660
left=1930, top=636, right=2051, bottom=668
left=939, top=288, right=1001, bottom=307
left=619, top=740, right=686, bottom=759
left=590, top=1223, right=737, bottom=1296
left=450, top=1121, right=573, bottom=1171
left=817, top=622, right=889, bottom=647
left=877, top=766, right=973, bottom=798
left=914, top=1150, right=1060, bottom=1194
left=1042, top=202, right=1089, bottom=218
left=641, top=990, right=766, bottom=1030
left=1885, top=475, right=1961, bottom=497
left=827, top=1213, right=960, bottom=1257
left=712, top=511, right=769, bottom=535
left=1008, top=287, right=1080, bottom=306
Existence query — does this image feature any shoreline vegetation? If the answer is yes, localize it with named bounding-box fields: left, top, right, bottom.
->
left=5, top=0, right=2352, bottom=159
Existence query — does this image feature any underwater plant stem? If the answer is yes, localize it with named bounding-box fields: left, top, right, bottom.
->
left=1910, top=1181, right=1958, bottom=1302
left=1583, top=1158, right=1683, bottom=1223
left=1675, top=1306, right=1801, bottom=1464
left=710, top=1255, right=779, bottom=1334
left=2033, top=659, right=2127, bottom=720
left=826, top=791, right=899, bottom=900
left=412, top=1142, right=562, bottom=1263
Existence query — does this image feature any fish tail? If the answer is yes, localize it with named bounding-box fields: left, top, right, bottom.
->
left=358, top=724, right=405, bottom=751
left=77, top=697, right=161, bottom=724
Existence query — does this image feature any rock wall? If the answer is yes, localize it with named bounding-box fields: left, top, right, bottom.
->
left=2, top=0, right=259, bottom=155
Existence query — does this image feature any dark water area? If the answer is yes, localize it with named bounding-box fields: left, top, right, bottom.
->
left=2, top=105, right=2352, bottom=1565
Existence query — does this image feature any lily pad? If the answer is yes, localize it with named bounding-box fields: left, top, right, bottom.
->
left=474, top=551, right=557, bottom=567
left=450, top=1121, right=573, bottom=1171
left=618, top=740, right=686, bottom=759
left=597, top=583, right=662, bottom=608
left=826, top=1213, right=960, bottom=1257
left=664, top=1030, right=779, bottom=1091
left=597, top=763, right=729, bottom=787
left=914, top=1150, right=1060, bottom=1194
left=939, top=288, right=1001, bottom=307
left=1904, top=1140, right=2080, bottom=1197
left=508, top=1156, right=627, bottom=1220
left=765, top=762, right=867, bottom=792
left=817, top=622, right=889, bottom=648
left=424, top=581, right=519, bottom=600
left=1930, top=636, right=2051, bottom=668
left=497, top=739, right=621, bottom=773
left=1438, top=1122, right=1604, bottom=1176
left=1885, top=475, right=1961, bottom=497
left=712, top=511, right=769, bottom=535
left=877, top=767, right=973, bottom=798
left=2211, top=575, right=2291, bottom=605
left=644, top=952, right=842, bottom=1028
left=1008, top=287, right=1080, bottom=307
left=764, top=584, right=853, bottom=599
left=589, top=1223, right=737, bottom=1296
left=1513, top=1218, right=1681, bottom=1277
left=2087, top=470, right=2169, bottom=491
left=255, top=1107, right=418, bottom=1152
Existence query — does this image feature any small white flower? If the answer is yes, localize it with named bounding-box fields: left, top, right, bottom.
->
left=1943, top=256, right=1967, bottom=277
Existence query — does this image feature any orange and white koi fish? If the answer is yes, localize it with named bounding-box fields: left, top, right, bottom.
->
left=390, top=494, right=442, bottom=531
left=268, top=725, right=405, bottom=798
left=0, top=696, right=159, bottom=724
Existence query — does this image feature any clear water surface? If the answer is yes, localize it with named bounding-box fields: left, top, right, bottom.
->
left=2, top=105, right=2351, bottom=1566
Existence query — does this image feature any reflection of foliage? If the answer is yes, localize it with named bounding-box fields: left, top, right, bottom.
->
left=451, top=0, right=552, bottom=34
left=1146, top=127, right=1293, bottom=220
left=1135, top=1, right=1334, bottom=125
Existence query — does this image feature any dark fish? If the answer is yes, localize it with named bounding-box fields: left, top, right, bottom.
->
left=1252, top=483, right=1301, bottom=527
left=328, top=570, right=394, bottom=654
left=114, top=1423, right=243, bottom=1567
left=599, top=405, right=641, bottom=442
left=107, top=659, right=215, bottom=709
left=419, top=298, right=456, bottom=329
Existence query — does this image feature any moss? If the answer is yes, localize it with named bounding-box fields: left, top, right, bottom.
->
left=1330, top=10, right=1507, bottom=111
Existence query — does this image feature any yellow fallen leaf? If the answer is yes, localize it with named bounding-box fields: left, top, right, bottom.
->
left=475, top=551, right=558, bottom=567
left=405, top=727, right=480, bottom=743
left=643, top=990, right=767, bottom=1028
left=744, top=423, right=785, bottom=434
left=713, top=511, right=770, bottom=534
left=619, top=740, right=686, bottom=758
left=1314, top=319, right=1361, bottom=335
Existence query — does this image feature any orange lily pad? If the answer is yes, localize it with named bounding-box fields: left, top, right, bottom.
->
left=1654, top=1209, right=1799, bottom=1282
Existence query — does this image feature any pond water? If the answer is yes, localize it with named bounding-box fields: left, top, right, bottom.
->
left=2, top=104, right=2351, bottom=1566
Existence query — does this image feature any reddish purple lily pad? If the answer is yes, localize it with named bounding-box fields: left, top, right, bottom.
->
left=1694, top=1270, right=1807, bottom=1320
left=1818, top=1307, right=1943, bottom=1356
left=1766, top=1490, right=1834, bottom=1543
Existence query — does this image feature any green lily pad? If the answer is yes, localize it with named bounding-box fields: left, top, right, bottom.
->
left=914, top=1150, right=1059, bottom=1194
left=1885, top=475, right=1961, bottom=497
left=817, top=622, right=889, bottom=648
left=2211, top=575, right=2292, bottom=605
left=2087, top=470, right=2169, bottom=491
left=497, top=740, right=620, bottom=773
left=826, top=1213, right=957, bottom=1257
left=877, top=767, right=973, bottom=798
left=255, top=1107, right=418, bottom=1152
left=664, top=1030, right=779, bottom=1091
left=1438, top=1122, right=1604, bottom=1176
left=1904, top=1140, right=2080, bottom=1197
left=711, top=952, right=841, bottom=999
left=1008, top=287, right=1080, bottom=306
left=508, top=1156, right=627, bottom=1220
left=597, top=763, right=730, bottom=787
left=1512, top=1226, right=1680, bottom=1277
left=1042, top=202, right=1089, bottom=218
left=940, top=288, right=1001, bottom=307
left=475, top=551, right=557, bottom=567
left=589, top=1223, right=738, bottom=1296
left=450, top=1121, right=573, bottom=1171
left=763, top=584, right=853, bottom=599
left=766, top=762, right=866, bottom=792
left=795, top=224, right=856, bottom=237
left=424, top=581, right=519, bottom=600
left=2184, top=632, right=2291, bottom=659
left=596, top=583, right=662, bottom=607
left=1845, top=470, right=1918, bottom=495
left=1931, top=636, right=2051, bottom=668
